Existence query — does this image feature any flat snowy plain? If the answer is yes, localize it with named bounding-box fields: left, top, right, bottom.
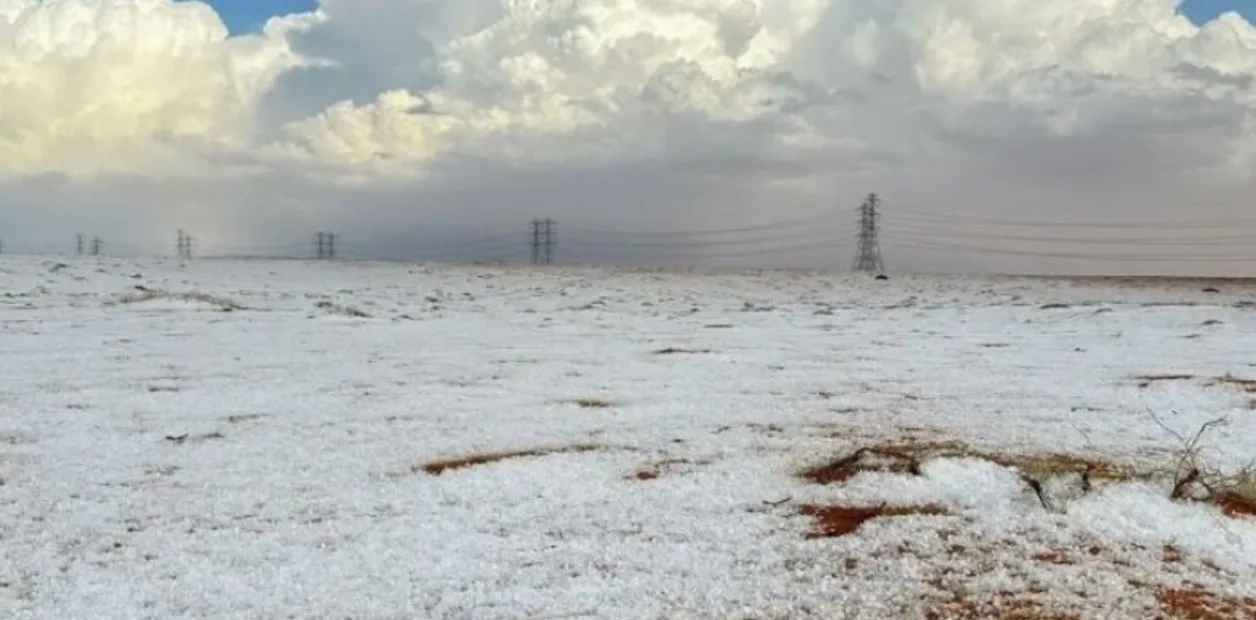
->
left=2, top=256, right=1255, bottom=619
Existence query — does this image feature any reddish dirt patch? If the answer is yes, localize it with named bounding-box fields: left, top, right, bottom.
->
left=800, top=440, right=1132, bottom=487
left=798, top=503, right=946, bottom=538
left=571, top=398, right=613, bottom=409
left=1172, top=468, right=1256, bottom=520
left=1134, top=373, right=1197, bottom=388
left=1215, top=374, right=1256, bottom=396
left=1215, top=491, right=1256, bottom=518
left=923, top=588, right=1081, bottom=620
left=1163, top=545, right=1184, bottom=564
left=628, top=458, right=703, bottom=482
left=652, top=347, right=712, bottom=355
left=418, top=444, right=599, bottom=476
left=1157, top=586, right=1256, bottom=620
left=798, top=446, right=926, bottom=484
left=1030, top=550, right=1073, bottom=565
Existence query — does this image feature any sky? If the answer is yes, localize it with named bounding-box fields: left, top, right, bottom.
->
left=199, top=0, right=1256, bottom=35
left=1179, top=0, right=1256, bottom=25
left=2, top=0, right=1256, bottom=276
left=195, top=0, right=315, bottom=33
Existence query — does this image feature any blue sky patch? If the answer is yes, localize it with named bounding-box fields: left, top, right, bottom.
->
left=199, top=0, right=318, bottom=34
left=1178, top=0, right=1255, bottom=24
left=199, top=0, right=1251, bottom=35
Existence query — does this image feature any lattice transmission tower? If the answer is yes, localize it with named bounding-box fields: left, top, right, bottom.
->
left=176, top=229, right=193, bottom=260
left=853, top=193, right=885, bottom=273
left=530, top=218, right=555, bottom=265
left=315, top=232, right=337, bottom=259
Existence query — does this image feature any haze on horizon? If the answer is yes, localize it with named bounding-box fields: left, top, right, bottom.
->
left=2, top=0, right=1256, bottom=276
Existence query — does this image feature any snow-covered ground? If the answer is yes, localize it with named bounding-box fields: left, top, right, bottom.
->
left=2, top=256, right=1254, bottom=619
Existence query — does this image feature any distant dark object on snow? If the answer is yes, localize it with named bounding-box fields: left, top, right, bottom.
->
left=1202, top=287, right=1220, bottom=293
left=874, top=274, right=889, bottom=281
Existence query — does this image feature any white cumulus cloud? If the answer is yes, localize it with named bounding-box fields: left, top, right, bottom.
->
left=0, top=0, right=311, bottom=175
left=268, top=0, right=1256, bottom=174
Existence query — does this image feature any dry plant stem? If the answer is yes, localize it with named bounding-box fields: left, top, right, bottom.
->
left=1145, top=410, right=1256, bottom=517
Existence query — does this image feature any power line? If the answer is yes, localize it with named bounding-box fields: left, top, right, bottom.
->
left=562, top=225, right=851, bottom=250
left=883, top=225, right=1256, bottom=246
left=13, top=200, right=1256, bottom=271
left=890, top=207, right=1256, bottom=230
left=560, top=213, right=835, bottom=239
left=561, top=237, right=851, bottom=260
left=889, top=239, right=1256, bottom=263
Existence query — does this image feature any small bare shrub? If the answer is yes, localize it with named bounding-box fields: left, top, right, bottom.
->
left=1149, top=411, right=1256, bottom=518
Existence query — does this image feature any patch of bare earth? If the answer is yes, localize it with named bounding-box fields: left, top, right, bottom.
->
left=923, top=590, right=1082, bottom=620
left=916, top=539, right=1254, bottom=619
left=1214, top=374, right=1256, bottom=395
left=798, top=503, right=946, bottom=538
left=570, top=398, right=614, bottom=409
left=800, top=439, right=1133, bottom=489
left=652, top=347, right=712, bottom=355
left=1214, top=491, right=1256, bottom=518
left=1156, top=587, right=1256, bottom=620
left=629, top=457, right=708, bottom=481
left=417, top=444, right=600, bottom=476
left=1134, top=372, right=1256, bottom=407
left=803, top=437, right=1256, bottom=521
left=793, top=438, right=1256, bottom=617
left=1214, top=374, right=1256, bottom=409
left=799, top=445, right=927, bottom=484
left=1133, top=373, right=1197, bottom=388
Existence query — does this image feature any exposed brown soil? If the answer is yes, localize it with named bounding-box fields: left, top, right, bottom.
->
left=1215, top=374, right=1256, bottom=395
left=1134, top=373, right=1198, bottom=388
left=1163, top=545, right=1184, bottom=564
left=907, top=536, right=1256, bottom=619
left=1133, top=372, right=1256, bottom=403
left=800, top=440, right=1134, bottom=487
left=652, top=347, right=712, bottom=355
left=922, top=583, right=1082, bottom=620
left=982, top=451, right=1131, bottom=482
left=1030, top=550, right=1073, bottom=565
left=1157, top=586, right=1256, bottom=620
left=1215, top=375, right=1256, bottom=407
left=572, top=398, right=613, bottom=409
left=1171, top=467, right=1256, bottom=519
left=798, top=446, right=926, bottom=484
left=923, top=599, right=1081, bottom=620
left=798, top=503, right=946, bottom=538
left=418, top=444, right=600, bottom=476
left=629, top=457, right=704, bottom=482
left=1214, top=491, right=1256, bottom=518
